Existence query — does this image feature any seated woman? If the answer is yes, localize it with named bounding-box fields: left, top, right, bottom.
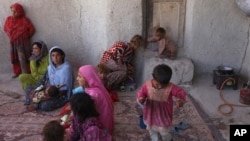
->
left=76, top=65, right=114, bottom=134
left=24, top=46, right=74, bottom=111
left=100, top=35, right=144, bottom=91
left=19, top=40, right=49, bottom=91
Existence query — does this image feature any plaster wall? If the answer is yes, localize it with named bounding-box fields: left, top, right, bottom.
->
left=184, top=0, right=250, bottom=80
left=0, top=0, right=142, bottom=73
left=1, top=0, right=250, bottom=82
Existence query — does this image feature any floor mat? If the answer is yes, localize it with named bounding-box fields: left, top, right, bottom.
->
left=113, top=94, right=226, bottom=141
left=0, top=92, right=225, bottom=141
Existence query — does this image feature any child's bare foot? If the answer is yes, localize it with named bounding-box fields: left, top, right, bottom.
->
left=26, top=105, right=35, bottom=112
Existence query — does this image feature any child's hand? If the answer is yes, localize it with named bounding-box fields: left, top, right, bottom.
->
left=138, top=97, right=146, bottom=104
left=26, top=104, right=35, bottom=112
left=176, top=100, right=185, bottom=108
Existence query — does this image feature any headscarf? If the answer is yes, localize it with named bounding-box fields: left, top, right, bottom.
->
left=100, top=41, right=134, bottom=65
left=29, top=40, right=48, bottom=61
left=11, top=3, right=25, bottom=17
left=47, top=46, right=74, bottom=100
left=4, top=3, right=35, bottom=42
left=79, top=65, right=107, bottom=91
left=78, top=65, right=114, bottom=133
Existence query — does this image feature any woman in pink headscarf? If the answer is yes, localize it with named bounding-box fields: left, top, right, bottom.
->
left=76, top=65, right=114, bottom=134
left=4, top=3, right=35, bottom=78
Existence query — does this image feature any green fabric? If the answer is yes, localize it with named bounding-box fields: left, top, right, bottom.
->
left=19, top=54, right=49, bottom=89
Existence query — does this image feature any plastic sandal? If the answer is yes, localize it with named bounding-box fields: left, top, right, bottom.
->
left=119, top=85, right=126, bottom=92
left=169, top=126, right=184, bottom=136
left=176, top=121, right=191, bottom=130
left=12, top=74, right=19, bottom=79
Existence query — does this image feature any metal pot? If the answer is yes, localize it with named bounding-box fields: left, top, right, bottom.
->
left=217, top=66, right=234, bottom=74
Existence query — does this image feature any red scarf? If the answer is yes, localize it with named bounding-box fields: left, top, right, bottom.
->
left=4, top=3, right=35, bottom=42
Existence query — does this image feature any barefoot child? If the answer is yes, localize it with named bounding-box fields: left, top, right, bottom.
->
left=148, top=27, right=178, bottom=59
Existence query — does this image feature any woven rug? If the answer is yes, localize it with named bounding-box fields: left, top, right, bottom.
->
left=0, top=91, right=226, bottom=141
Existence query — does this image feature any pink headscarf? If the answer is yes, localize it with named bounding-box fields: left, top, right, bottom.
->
left=79, top=65, right=114, bottom=133
left=79, top=65, right=106, bottom=91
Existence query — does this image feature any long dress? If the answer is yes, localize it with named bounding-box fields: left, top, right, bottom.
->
left=79, top=65, right=114, bottom=134
left=68, top=117, right=112, bottom=141
left=3, top=3, right=35, bottom=75
left=137, top=79, right=186, bottom=132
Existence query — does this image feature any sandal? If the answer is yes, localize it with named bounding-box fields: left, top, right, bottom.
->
left=169, top=126, right=184, bottom=136
left=12, top=74, right=19, bottom=79
left=119, top=85, right=126, bottom=92
left=176, top=121, right=191, bottom=130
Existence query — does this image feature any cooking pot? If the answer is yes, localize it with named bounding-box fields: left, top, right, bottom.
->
left=217, top=66, right=234, bottom=74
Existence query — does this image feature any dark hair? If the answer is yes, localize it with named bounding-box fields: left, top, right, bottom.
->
left=130, top=34, right=144, bottom=47
left=47, top=86, right=59, bottom=98
left=155, top=27, right=166, bottom=38
left=51, top=48, right=65, bottom=62
left=31, top=42, right=43, bottom=67
left=152, top=64, right=172, bottom=86
left=32, top=42, right=43, bottom=49
left=70, top=93, right=99, bottom=123
left=96, top=63, right=109, bottom=74
left=42, top=120, right=65, bottom=141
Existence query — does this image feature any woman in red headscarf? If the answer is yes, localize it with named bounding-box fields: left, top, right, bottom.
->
left=4, top=3, right=35, bottom=78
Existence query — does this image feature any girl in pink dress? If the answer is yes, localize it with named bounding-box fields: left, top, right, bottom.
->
left=67, top=93, right=112, bottom=141
left=137, top=64, right=186, bottom=141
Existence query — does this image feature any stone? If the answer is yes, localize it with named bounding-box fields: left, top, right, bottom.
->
left=142, top=57, right=194, bottom=85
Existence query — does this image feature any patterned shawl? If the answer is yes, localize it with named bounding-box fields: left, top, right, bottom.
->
left=100, top=41, right=134, bottom=65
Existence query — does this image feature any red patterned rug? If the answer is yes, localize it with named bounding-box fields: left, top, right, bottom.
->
left=0, top=90, right=226, bottom=141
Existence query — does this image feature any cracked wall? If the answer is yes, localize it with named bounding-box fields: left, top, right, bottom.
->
left=0, top=0, right=250, bottom=81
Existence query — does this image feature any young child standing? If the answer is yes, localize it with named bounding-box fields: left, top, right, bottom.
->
left=147, top=27, right=178, bottom=59
left=137, top=64, right=186, bottom=141
left=67, top=93, right=112, bottom=141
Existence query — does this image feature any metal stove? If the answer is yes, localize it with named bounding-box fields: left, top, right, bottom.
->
left=213, top=66, right=238, bottom=90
